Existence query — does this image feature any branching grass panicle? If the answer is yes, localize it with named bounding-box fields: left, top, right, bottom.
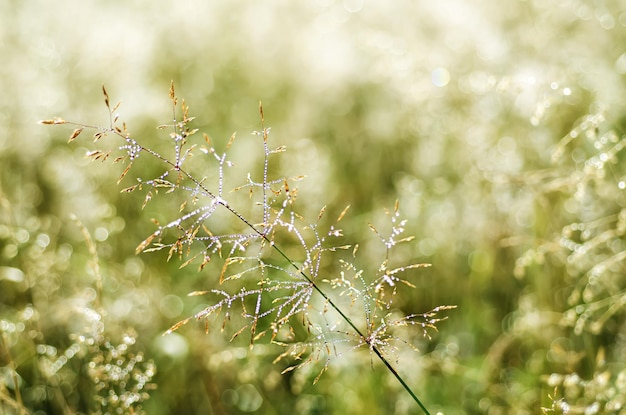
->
left=41, top=82, right=456, bottom=414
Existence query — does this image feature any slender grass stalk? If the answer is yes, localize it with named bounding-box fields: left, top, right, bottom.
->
left=41, top=83, right=455, bottom=414
left=94, top=123, right=432, bottom=411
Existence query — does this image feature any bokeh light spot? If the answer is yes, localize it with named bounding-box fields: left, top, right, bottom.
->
left=154, top=332, right=189, bottom=359
left=159, top=295, right=184, bottom=319
left=431, top=67, right=450, bottom=87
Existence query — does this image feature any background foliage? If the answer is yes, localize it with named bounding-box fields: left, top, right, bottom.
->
left=2, top=1, right=626, bottom=414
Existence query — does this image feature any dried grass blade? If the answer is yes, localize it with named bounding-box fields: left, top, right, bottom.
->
left=226, top=132, right=236, bottom=150
left=39, top=118, right=67, bottom=125
left=136, top=231, right=158, bottom=254
left=68, top=128, right=83, bottom=142
left=164, top=317, right=192, bottom=334
left=188, top=291, right=209, bottom=296
left=317, top=205, right=327, bottom=221
left=117, top=163, right=132, bottom=184
left=337, top=205, right=351, bottom=222
left=313, top=365, right=328, bottom=385
left=230, top=325, right=248, bottom=341
left=169, top=80, right=177, bottom=105
left=102, top=85, right=110, bottom=109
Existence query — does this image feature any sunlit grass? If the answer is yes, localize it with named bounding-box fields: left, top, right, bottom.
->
left=2, top=1, right=626, bottom=413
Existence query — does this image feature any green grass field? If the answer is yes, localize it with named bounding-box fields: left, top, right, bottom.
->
left=2, top=1, right=626, bottom=414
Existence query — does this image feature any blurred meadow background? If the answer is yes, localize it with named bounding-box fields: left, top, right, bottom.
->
left=2, top=0, right=626, bottom=414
